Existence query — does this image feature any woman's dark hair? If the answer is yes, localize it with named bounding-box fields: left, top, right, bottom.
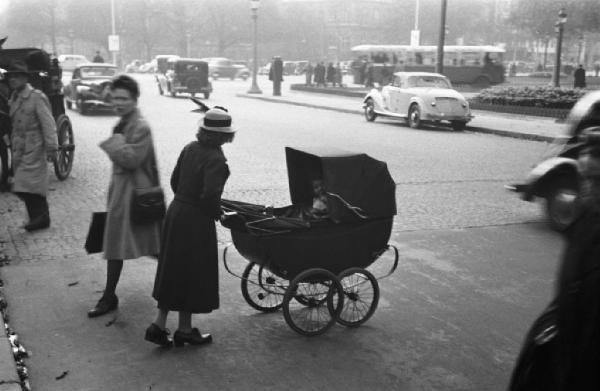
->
left=196, top=128, right=235, bottom=147
left=110, top=74, right=140, bottom=100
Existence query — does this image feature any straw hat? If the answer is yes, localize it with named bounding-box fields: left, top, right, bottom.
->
left=201, top=108, right=235, bottom=133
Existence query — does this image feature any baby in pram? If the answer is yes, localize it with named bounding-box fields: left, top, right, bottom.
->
left=275, top=179, right=329, bottom=221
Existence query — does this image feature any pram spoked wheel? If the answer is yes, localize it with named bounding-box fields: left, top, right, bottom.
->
left=241, top=262, right=286, bottom=312
left=283, top=268, right=344, bottom=336
left=336, top=267, right=380, bottom=327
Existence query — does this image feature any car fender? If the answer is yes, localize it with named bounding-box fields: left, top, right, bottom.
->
left=407, top=96, right=426, bottom=114
left=363, top=89, right=385, bottom=111
left=524, top=157, right=580, bottom=199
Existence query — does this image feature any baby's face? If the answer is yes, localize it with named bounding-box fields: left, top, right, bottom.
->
left=312, top=180, right=325, bottom=195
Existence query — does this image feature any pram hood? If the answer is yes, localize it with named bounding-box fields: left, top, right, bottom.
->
left=285, top=147, right=396, bottom=221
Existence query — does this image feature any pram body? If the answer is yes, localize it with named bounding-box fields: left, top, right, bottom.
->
left=221, top=147, right=399, bottom=336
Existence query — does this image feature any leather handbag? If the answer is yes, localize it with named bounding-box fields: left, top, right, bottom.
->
left=131, top=153, right=166, bottom=224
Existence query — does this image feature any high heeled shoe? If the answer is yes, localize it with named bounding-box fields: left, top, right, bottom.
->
left=87, top=295, right=118, bottom=318
left=144, top=323, right=172, bottom=347
left=173, top=328, right=212, bottom=347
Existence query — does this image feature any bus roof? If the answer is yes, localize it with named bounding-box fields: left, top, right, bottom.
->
left=351, top=45, right=505, bottom=53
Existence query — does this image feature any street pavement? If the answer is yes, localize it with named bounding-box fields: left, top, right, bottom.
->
left=0, top=74, right=570, bottom=390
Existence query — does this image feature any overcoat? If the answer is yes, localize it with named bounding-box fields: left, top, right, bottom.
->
left=99, top=109, right=161, bottom=260
left=153, top=141, right=229, bottom=313
left=9, top=84, right=57, bottom=195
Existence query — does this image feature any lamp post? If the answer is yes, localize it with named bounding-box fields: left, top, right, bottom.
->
left=68, top=29, right=75, bottom=53
left=436, top=0, right=447, bottom=74
left=247, top=0, right=262, bottom=94
left=552, top=8, right=567, bottom=87
left=577, top=34, right=585, bottom=65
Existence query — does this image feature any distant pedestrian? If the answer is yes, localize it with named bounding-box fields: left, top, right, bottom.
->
left=87, top=75, right=161, bottom=318
left=594, top=62, right=600, bottom=78
left=146, top=108, right=235, bottom=347
left=365, top=62, right=375, bottom=88
left=508, top=128, right=600, bottom=391
left=326, top=62, right=335, bottom=87
left=5, top=61, right=57, bottom=231
left=305, top=62, right=314, bottom=86
left=269, top=56, right=283, bottom=96
left=0, top=74, right=12, bottom=192
left=314, top=62, right=326, bottom=87
left=574, top=64, right=586, bottom=89
left=334, top=62, right=343, bottom=87
left=93, top=51, right=104, bottom=63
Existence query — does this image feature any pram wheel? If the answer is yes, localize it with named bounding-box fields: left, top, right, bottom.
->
left=241, top=262, right=285, bottom=312
left=336, top=268, right=380, bottom=327
left=283, top=268, right=344, bottom=336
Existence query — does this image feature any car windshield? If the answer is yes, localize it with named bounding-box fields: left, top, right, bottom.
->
left=80, top=67, right=117, bottom=78
left=406, top=76, right=451, bottom=89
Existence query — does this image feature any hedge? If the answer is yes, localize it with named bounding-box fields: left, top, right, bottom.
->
left=471, top=85, right=586, bottom=109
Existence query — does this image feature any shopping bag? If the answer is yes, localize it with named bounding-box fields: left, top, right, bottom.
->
left=85, top=212, right=106, bottom=254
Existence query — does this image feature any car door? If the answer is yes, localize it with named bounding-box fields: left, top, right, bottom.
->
left=396, top=76, right=413, bottom=116
left=387, top=76, right=403, bottom=113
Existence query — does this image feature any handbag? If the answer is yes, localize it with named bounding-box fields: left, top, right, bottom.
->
left=85, top=212, right=107, bottom=254
left=131, top=152, right=166, bottom=224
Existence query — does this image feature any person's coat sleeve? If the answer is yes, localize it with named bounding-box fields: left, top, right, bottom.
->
left=99, top=124, right=152, bottom=170
left=35, top=93, right=58, bottom=153
left=200, top=156, right=229, bottom=219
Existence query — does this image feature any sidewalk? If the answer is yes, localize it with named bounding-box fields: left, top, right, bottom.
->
left=236, top=89, right=569, bottom=142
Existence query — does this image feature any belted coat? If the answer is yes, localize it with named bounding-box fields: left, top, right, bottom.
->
left=99, top=109, right=161, bottom=260
left=9, top=84, right=57, bottom=195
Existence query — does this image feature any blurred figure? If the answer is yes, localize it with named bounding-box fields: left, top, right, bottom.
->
left=269, top=56, right=283, bottom=96
left=305, top=62, right=313, bottom=86
left=594, top=62, right=600, bottom=77
left=93, top=51, right=104, bottom=63
left=325, top=62, right=335, bottom=87
left=314, top=62, right=326, bottom=87
left=334, top=63, right=343, bottom=87
left=574, top=64, right=586, bottom=89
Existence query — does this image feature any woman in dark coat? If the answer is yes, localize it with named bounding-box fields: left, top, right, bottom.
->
left=145, top=108, right=234, bottom=347
left=509, top=128, right=600, bottom=390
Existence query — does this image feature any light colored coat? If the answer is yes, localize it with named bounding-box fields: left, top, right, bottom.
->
left=99, top=109, right=161, bottom=260
left=9, top=84, right=57, bottom=195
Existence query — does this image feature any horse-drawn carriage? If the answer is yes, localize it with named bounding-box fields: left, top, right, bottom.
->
left=0, top=47, right=75, bottom=180
left=221, top=147, right=399, bottom=336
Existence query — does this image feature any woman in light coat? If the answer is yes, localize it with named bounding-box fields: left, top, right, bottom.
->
left=88, top=75, right=161, bottom=318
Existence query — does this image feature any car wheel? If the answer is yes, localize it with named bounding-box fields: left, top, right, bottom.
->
left=169, top=84, right=176, bottom=97
left=451, top=121, right=467, bottom=131
left=545, top=176, right=579, bottom=232
left=76, top=97, right=88, bottom=115
left=203, top=92, right=210, bottom=99
left=364, top=99, right=377, bottom=122
left=408, top=104, right=422, bottom=129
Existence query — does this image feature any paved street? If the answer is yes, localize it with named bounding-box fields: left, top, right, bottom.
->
left=0, top=74, right=566, bottom=390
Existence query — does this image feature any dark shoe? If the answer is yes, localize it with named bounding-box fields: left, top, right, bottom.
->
left=87, top=295, right=118, bottom=318
left=173, top=328, right=212, bottom=347
left=24, top=213, right=50, bottom=232
left=145, top=323, right=172, bottom=347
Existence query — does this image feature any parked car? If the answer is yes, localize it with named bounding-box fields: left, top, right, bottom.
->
left=138, top=59, right=157, bottom=73
left=507, top=90, right=600, bottom=231
left=125, top=59, right=141, bottom=73
left=362, top=72, right=473, bottom=131
left=155, top=57, right=212, bottom=98
left=201, top=57, right=250, bottom=80
left=58, top=54, right=89, bottom=71
left=154, top=54, right=179, bottom=74
left=63, top=63, right=118, bottom=114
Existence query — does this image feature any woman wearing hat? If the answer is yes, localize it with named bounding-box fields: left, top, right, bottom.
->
left=146, top=108, right=234, bottom=347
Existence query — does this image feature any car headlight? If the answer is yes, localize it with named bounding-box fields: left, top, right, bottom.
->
left=430, top=101, right=436, bottom=106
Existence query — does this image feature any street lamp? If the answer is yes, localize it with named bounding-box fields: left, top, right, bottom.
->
left=68, top=29, right=75, bottom=53
left=247, top=0, right=262, bottom=94
left=436, top=0, right=448, bottom=74
left=552, top=8, right=567, bottom=87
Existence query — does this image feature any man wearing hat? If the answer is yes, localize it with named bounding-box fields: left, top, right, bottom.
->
left=269, top=56, right=284, bottom=96
left=5, top=61, right=57, bottom=231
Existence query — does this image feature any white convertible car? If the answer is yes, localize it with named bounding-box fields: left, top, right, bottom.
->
left=362, top=72, right=473, bottom=131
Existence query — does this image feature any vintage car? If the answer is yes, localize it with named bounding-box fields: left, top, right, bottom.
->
left=155, top=57, right=212, bottom=98
left=362, top=72, right=473, bottom=131
left=63, top=63, right=117, bottom=115
left=507, top=91, right=600, bottom=231
left=154, top=54, right=179, bottom=74
left=201, top=57, right=250, bottom=80
left=57, top=54, right=89, bottom=71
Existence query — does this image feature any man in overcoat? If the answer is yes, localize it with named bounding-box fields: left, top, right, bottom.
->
left=573, top=64, right=586, bottom=89
left=269, top=56, right=283, bottom=96
left=5, top=61, right=57, bottom=231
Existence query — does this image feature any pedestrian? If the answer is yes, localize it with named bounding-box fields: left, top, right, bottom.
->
left=0, top=74, right=12, bottom=192
left=508, top=127, right=600, bottom=391
left=146, top=107, right=235, bottom=347
left=334, top=62, right=343, bottom=87
left=305, top=62, right=314, bottom=86
left=573, top=64, right=586, bottom=89
left=594, top=62, right=600, bottom=78
left=4, top=61, right=57, bottom=231
left=87, top=74, right=161, bottom=318
left=326, top=62, right=335, bottom=87
left=93, top=51, right=104, bottom=63
left=269, top=56, right=283, bottom=96
left=365, top=61, right=375, bottom=88
left=315, top=62, right=326, bottom=87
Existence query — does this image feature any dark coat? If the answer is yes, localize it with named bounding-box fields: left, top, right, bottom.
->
left=326, top=64, right=335, bottom=83
left=152, top=141, right=230, bottom=313
left=574, top=68, right=586, bottom=88
left=269, top=58, right=283, bottom=82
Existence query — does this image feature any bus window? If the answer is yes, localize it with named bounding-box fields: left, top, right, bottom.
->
left=415, top=53, right=423, bottom=65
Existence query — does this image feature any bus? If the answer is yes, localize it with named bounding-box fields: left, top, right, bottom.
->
left=351, top=45, right=505, bottom=87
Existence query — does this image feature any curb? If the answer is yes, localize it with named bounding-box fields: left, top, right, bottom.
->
left=0, top=310, right=21, bottom=391
left=236, top=93, right=563, bottom=142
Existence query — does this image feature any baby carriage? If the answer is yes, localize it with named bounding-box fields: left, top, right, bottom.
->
left=221, top=147, right=399, bottom=336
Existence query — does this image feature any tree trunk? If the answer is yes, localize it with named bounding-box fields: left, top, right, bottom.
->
left=543, top=39, right=549, bottom=70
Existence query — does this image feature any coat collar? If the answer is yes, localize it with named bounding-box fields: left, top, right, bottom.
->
left=9, top=83, right=33, bottom=116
